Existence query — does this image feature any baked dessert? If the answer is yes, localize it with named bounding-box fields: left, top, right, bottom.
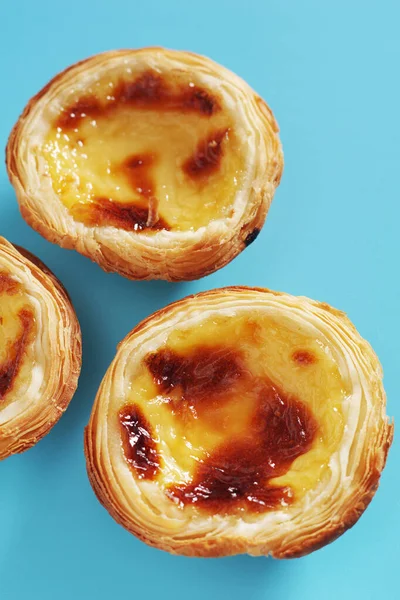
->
left=7, top=48, right=283, bottom=281
left=0, top=237, right=81, bottom=460
left=85, top=286, right=392, bottom=557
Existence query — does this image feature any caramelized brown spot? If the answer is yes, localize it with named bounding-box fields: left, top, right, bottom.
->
left=56, top=71, right=220, bottom=131
left=181, top=87, right=218, bottom=115
left=0, top=308, right=35, bottom=401
left=55, top=97, right=102, bottom=129
left=292, top=350, right=316, bottom=365
left=119, top=404, right=160, bottom=480
left=116, top=72, right=168, bottom=106
left=122, top=153, right=156, bottom=198
left=183, top=129, right=228, bottom=180
left=114, top=72, right=220, bottom=115
left=70, top=197, right=169, bottom=232
left=146, top=346, right=242, bottom=416
left=0, top=273, right=20, bottom=295
left=167, top=381, right=317, bottom=513
left=244, top=228, right=260, bottom=247
left=143, top=344, right=318, bottom=513
left=120, top=153, right=162, bottom=230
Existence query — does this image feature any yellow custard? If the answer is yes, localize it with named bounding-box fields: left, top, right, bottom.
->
left=0, top=272, right=36, bottom=409
left=41, top=70, right=245, bottom=232
left=120, top=311, right=347, bottom=514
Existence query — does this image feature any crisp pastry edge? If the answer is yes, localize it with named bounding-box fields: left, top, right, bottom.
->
left=84, top=286, right=393, bottom=558
left=0, top=237, right=82, bottom=459
left=6, top=48, right=283, bottom=281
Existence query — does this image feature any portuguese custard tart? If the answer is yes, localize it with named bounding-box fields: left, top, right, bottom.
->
left=85, top=286, right=392, bottom=557
left=6, top=48, right=283, bottom=281
left=0, top=237, right=81, bottom=460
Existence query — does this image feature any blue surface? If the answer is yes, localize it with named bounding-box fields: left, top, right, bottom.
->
left=1, top=1, right=399, bottom=599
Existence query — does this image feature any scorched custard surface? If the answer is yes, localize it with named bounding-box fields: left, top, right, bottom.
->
left=41, top=69, right=245, bottom=233
left=117, top=312, right=346, bottom=514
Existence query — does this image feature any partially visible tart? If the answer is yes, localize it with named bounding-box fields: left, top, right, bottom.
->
left=7, top=48, right=283, bottom=281
left=85, top=287, right=392, bottom=557
left=0, top=237, right=81, bottom=459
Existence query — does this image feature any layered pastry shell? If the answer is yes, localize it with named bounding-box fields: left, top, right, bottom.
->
left=0, top=237, right=81, bottom=459
left=85, top=286, right=392, bottom=557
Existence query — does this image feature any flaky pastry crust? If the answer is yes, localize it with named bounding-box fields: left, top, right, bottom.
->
left=0, top=237, right=81, bottom=459
left=84, top=286, right=392, bottom=558
left=6, top=48, right=283, bottom=281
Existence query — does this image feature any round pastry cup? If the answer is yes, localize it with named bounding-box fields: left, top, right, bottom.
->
left=85, top=286, right=393, bottom=558
left=0, top=237, right=82, bottom=460
left=6, top=48, right=283, bottom=281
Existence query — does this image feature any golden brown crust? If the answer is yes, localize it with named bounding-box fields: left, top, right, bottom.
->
left=0, top=237, right=82, bottom=459
left=278, top=419, right=394, bottom=559
left=84, top=286, right=393, bottom=557
left=6, top=48, right=283, bottom=281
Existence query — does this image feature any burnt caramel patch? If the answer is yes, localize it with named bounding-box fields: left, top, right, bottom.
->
left=119, top=404, right=160, bottom=480
left=181, top=87, right=218, bottom=115
left=183, top=129, right=228, bottom=180
left=70, top=197, right=169, bottom=232
left=110, top=72, right=220, bottom=115
left=144, top=343, right=318, bottom=514
left=166, top=439, right=293, bottom=512
left=0, top=273, right=20, bottom=295
left=167, top=381, right=317, bottom=513
left=121, top=154, right=164, bottom=229
left=56, top=70, right=220, bottom=132
left=0, top=308, right=35, bottom=401
left=292, top=350, right=316, bottom=366
left=116, top=72, right=220, bottom=114
left=55, top=97, right=102, bottom=130
left=244, top=228, right=260, bottom=247
left=116, top=71, right=168, bottom=107
left=122, top=153, right=156, bottom=198
left=146, top=346, right=243, bottom=416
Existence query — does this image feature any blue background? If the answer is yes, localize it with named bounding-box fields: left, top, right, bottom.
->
left=0, top=1, right=399, bottom=599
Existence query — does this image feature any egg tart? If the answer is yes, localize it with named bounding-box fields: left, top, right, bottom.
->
left=6, top=48, right=283, bottom=281
left=85, top=286, right=392, bottom=557
left=0, top=237, right=81, bottom=460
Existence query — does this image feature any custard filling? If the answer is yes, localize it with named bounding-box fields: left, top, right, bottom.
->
left=41, top=70, right=245, bottom=232
left=0, top=272, right=36, bottom=409
left=119, top=312, right=347, bottom=515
